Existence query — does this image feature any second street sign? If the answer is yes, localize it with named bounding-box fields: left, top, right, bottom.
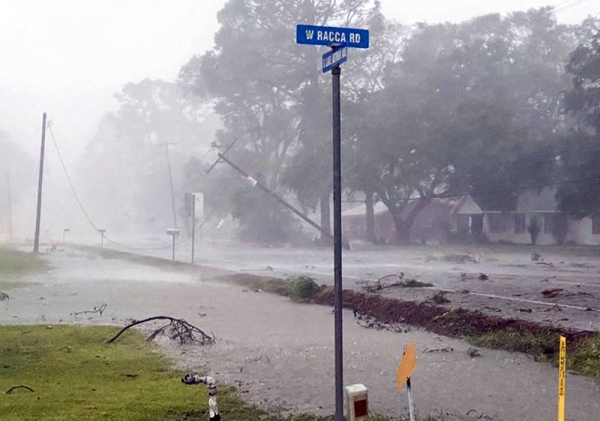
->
left=296, top=24, right=369, bottom=49
left=323, top=43, right=348, bottom=73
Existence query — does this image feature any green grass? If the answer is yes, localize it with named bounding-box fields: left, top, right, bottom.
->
left=0, top=247, right=50, bottom=276
left=468, top=329, right=558, bottom=358
left=468, top=329, right=600, bottom=380
left=0, top=325, right=433, bottom=421
left=569, top=335, right=600, bottom=379
left=0, top=247, right=48, bottom=291
left=1, top=325, right=203, bottom=420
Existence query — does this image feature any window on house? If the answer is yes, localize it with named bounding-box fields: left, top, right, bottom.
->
left=489, top=213, right=508, bottom=233
left=544, top=213, right=556, bottom=234
left=457, top=215, right=469, bottom=232
left=593, top=216, right=600, bottom=235
left=514, top=213, right=525, bottom=234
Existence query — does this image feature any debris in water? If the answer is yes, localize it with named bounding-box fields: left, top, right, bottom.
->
left=466, top=347, right=481, bottom=358
left=431, top=291, right=451, bottom=305
left=541, top=288, right=564, bottom=298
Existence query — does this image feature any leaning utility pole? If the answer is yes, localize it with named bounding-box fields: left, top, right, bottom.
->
left=211, top=151, right=335, bottom=243
left=33, top=113, right=47, bottom=253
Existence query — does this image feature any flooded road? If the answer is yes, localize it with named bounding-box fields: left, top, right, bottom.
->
left=1, top=247, right=599, bottom=421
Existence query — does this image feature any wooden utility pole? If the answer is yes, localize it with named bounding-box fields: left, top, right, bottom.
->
left=33, top=113, right=47, bottom=253
left=164, top=143, right=178, bottom=229
left=215, top=152, right=335, bottom=242
left=6, top=171, right=13, bottom=242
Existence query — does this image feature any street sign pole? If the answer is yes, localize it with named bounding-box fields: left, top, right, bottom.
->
left=332, top=63, right=343, bottom=421
left=296, top=23, right=368, bottom=421
left=407, top=377, right=416, bottom=421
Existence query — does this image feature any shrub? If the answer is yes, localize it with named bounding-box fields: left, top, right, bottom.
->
left=288, top=275, right=319, bottom=302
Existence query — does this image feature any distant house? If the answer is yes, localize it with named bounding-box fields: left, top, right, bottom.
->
left=342, top=187, right=600, bottom=246
left=451, top=187, right=600, bottom=245
left=342, top=199, right=454, bottom=244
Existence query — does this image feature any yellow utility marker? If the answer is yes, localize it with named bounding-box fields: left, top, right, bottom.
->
left=558, top=336, right=567, bottom=421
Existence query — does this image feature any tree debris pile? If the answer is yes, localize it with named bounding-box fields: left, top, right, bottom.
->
left=312, top=288, right=596, bottom=355
left=362, top=273, right=433, bottom=293
left=107, top=316, right=215, bottom=345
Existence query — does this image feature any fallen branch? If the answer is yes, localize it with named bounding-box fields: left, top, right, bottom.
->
left=355, top=313, right=407, bottom=333
left=5, top=385, right=35, bottom=395
left=363, top=273, right=432, bottom=292
left=423, top=346, right=454, bottom=354
left=73, top=303, right=107, bottom=316
left=107, top=316, right=215, bottom=345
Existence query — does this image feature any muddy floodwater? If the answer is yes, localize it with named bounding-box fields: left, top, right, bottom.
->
left=1, top=246, right=599, bottom=421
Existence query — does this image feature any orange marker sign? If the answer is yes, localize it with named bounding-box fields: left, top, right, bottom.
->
left=396, top=341, right=417, bottom=389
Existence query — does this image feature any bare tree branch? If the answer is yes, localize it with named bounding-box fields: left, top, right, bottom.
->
left=106, top=316, right=215, bottom=345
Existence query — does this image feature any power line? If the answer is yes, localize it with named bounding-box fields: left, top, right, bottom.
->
left=554, top=0, right=592, bottom=14
left=45, top=122, right=203, bottom=252
left=553, top=0, right=579, bottom=8
left=47, top=123, right=100, bottom=232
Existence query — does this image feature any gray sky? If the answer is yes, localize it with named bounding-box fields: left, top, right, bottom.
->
left=0, top=0, right=597, bottom=161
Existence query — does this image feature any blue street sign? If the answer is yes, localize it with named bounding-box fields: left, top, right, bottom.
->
left=322, top=43, right=348, bottom=73
left=296, top=24, right=369, bottom=49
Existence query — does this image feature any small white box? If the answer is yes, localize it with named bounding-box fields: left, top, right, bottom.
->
left=346, top=383, right=369, bottom=421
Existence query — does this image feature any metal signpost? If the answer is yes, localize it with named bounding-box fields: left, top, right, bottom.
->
left=167, top=229, right=180, bottom=262
left=190, top=192, right=204, bottom=264
left=296, top=23, right=369, bottom=421
left=98, top=229, right=106, bottom=249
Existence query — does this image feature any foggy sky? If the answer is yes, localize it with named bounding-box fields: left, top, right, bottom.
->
left=0, top=0, right=597, bottom=162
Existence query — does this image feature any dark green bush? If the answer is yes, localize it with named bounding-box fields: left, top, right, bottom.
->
left=288, top=275, right=319, bottom=302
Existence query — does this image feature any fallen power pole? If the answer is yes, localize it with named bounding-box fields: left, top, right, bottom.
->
left=207, top=146, right=336, bottom=244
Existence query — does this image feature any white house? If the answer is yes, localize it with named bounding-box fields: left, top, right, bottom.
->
left=451, top=187, right=600, bottom=245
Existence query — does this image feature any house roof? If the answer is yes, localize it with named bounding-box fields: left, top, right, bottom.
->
left=342, top=201, right=389, bottom=217
left=516, top=187, right=558, bottom=212
left=452, top=188, right=559, bottom=215
left=451, top=195, right=484, bottom=215
left=342, top=198, right=455, bottom=218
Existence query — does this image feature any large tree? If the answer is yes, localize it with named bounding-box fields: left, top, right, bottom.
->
left=79, top=79, right=215, bottom=236
left=346, top=8, right=586, bottom=243
left=557, top=24, right=600, bottom=216
left=179, top=0, right=379, bottom=243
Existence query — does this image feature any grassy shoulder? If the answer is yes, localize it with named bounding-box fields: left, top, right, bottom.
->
left=0, top=247, right=50, bottom=276
left=0, top=325, right=426, bottom=421
left=0, top=247, right=48, bottom=291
